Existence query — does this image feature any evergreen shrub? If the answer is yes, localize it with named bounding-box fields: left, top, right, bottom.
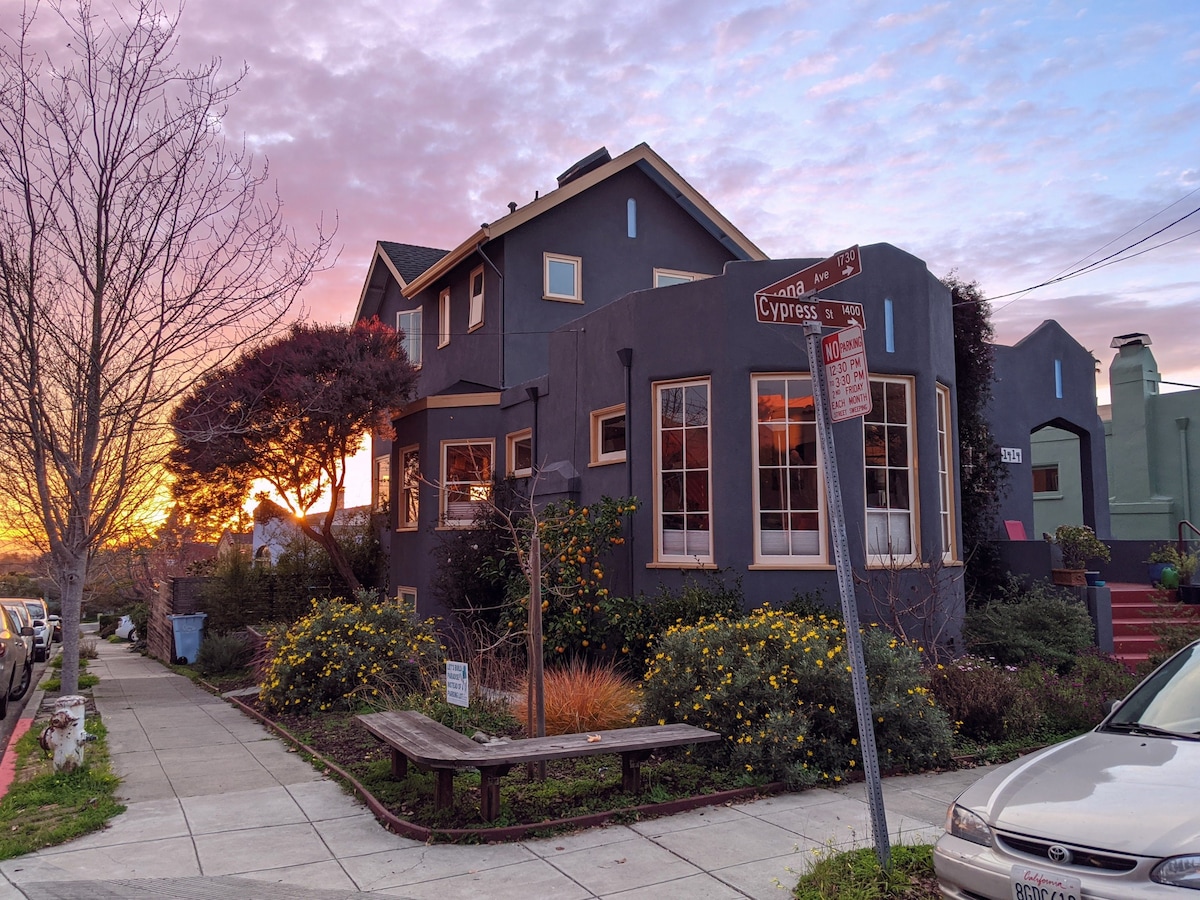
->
left=965, top=577, right=1095, bottom=671
left=259, top=593, right=442, bottom=713
left=638, top=608, right=952, bottom=788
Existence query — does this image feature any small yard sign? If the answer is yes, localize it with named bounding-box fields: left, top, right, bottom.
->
left=445, top=661, right=469, bottom=708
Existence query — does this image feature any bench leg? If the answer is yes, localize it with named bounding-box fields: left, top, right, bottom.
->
left=477, top=765, right=510, bottom=822
left=621, top=750, right=653, bottom=794
left=433, top=769, right=455, bottom=811
left=391, top=750, right=409, bottom=779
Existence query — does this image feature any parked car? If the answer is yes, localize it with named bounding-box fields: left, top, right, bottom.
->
left=0, top=600, right=36, bottom=661
left=20, top=599, right=49, bottom=662
left=47, top=614, right=62, bottom=643
left=0, top=606, right=33, bottom=718
left=935, top=639, right=1200, bottom=899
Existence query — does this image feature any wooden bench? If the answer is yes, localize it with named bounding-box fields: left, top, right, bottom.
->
left=357, top=709, right=721, bottom=821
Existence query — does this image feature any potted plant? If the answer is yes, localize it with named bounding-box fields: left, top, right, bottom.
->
left=1051, top=524, right=1110, bottom=586
left=1148, top=543, right=1200, bottom=601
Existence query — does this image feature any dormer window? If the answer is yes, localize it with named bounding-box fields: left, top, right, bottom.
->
left=544, top=253, right=582, bottom=303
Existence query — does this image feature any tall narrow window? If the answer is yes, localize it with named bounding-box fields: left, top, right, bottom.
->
left=544, top=252, right=582, bottom=302
left=398, top=446, right=420, bottom=530
left=936, top=384, right=957, bottom=563
left=397, top=309, right=422, bottom=368
left=373, top=455, right=390, bottom=513
left=627, top=198, right=637, bottom=238
left=438, top=288, right=451, bottom=347
left=506, top=429, right=532, bottom=478
left=468, top=266, right=485, bottom=331
left=753, top=375, right=824, bottom=563
left=441, top=440, right=493, bottom=527
left=655, top=379, right=712, bottom=563
left=863, top=377, right=916, bottom=564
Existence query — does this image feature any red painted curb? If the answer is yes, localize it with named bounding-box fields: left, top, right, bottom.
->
left=0, top=717, right=34, bottom=799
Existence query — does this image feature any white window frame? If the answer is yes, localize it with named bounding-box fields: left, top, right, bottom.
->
left=438, top=287, right=451, bottom=347
left=590, top=404, right=626, bottom=465
left=936, top=384, right=958, bottom=564
left=373, top=454, right=391, bottom=514
left=750, top=374, right=826, bottom=566
left=544, top=252, right=582, bottom=303
left=398, top=445, right=420, bottom=531
left=653, top=268, right=709, bottom=288
left=863, top=375, right=918, bottom=567
left=653, top=378, right=713, bottom=565
left=397, top=308, right=423, bottom=368
left=397, top=587, right=417, bottom=607
left=440, top=439, right=494, bottom=527
left=468, top=265, right=485, bottom=331
left=506, top=429, right=532, bottom=478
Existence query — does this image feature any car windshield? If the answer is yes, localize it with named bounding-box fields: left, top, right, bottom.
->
left=24, top=603, right=43, bottom=622
left=1105, top=642, right=1200, bottom=736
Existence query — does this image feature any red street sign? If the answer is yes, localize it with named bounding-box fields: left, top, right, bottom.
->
left=755, top=245, right=861, bottom=306
left=821, top=325, right=871, bottom=422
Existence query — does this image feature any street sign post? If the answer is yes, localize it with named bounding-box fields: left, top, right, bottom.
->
left=821, top=325, right=871, bottom=422
left=753, top=246, right=889, bottom=869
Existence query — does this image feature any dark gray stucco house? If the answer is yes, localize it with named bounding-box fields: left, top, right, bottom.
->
left=356, top=145, right=965, bottom=640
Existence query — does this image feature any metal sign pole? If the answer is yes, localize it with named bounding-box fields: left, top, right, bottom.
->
left=804, top=319, right=891, bottom=870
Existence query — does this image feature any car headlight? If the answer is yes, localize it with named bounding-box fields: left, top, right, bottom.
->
left=946, top=803, right=993, bottom=847
left=1151, top=856, right=1200, bottom=890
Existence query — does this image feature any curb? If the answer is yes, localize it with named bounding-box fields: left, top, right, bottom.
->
left=0, top=663, right=51, bottom=799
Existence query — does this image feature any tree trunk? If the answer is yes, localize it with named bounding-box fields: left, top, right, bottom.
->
left=54, top=553, right=88, bottom=697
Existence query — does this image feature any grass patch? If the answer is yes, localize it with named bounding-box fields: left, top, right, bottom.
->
left=0, top=717, right=125, bottom=859
left=41, top=673, right=100, bottom=692
left=794, top=844, right=939, bottom=899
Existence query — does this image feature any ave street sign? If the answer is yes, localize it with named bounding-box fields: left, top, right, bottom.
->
left=821, top=325, right=871, bottom=422
left=755, top=245, right=861, bottom=302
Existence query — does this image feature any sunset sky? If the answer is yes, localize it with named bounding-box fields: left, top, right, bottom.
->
left=6, top=0, right=1198, bottom=509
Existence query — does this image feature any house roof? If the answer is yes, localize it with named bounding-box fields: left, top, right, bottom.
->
left=401, top=143, right=767, bottom=298
left=355, top=241, right=449, bottom=322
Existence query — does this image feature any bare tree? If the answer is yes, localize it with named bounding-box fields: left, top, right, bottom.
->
left=0, top=0, right=331, bottom=694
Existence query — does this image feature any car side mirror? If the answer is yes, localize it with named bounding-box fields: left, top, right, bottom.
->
left=1103, top=698, right=1123, bottom=715
left=19, top=626, right=34, bottom=637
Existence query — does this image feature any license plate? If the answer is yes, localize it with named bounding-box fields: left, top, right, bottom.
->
left=1010, top=865, right=1082, bottom=900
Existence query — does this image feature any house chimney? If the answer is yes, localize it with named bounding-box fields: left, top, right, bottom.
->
left=508, top=201, right=518, bottom=214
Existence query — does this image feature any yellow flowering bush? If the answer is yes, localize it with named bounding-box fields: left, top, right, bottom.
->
left=259, top=593, right=443, bottom=713
left=638, top=608, right=952, bottom=787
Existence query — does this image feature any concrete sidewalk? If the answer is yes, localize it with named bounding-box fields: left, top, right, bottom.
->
left=0, top=639, right=983, bottom=899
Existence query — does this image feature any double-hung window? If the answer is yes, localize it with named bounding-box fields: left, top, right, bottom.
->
left=398, top=446, right=420, bottom=530
left=397, top=309, right=422, bottom=368
left=863, top=376, right=917, bottom=564
left=752, top=375, right=824, bottom=563
left=654, top=379, right=712, bottom=563
left=468, top=266, right=485, bottom=331
left=441, top=440, right=493, bottom=527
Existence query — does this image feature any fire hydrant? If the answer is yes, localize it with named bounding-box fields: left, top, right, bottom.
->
left=38, top=695, right=88, bottom=772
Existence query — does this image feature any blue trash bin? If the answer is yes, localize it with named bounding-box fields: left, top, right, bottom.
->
left=168, top=613, right=207, bottom=664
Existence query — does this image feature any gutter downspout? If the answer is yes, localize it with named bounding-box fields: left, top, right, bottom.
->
left=476, top=243, right=504, bottom=388
left=617, top=348, right=634, bottom=592
left=1178, top=417, right=1191, bottom=524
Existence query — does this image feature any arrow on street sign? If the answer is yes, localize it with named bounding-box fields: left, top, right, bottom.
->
left=755, top=245, right=862, bottom=304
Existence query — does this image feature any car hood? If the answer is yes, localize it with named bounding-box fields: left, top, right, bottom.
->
left=957, top=731, right=1200, bottom=858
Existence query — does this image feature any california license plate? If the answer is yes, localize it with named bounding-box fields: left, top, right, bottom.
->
left=1010, top=865, right=1082, bottom=900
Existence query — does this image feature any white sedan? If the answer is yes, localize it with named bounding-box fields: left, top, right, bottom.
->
left=935, top=640, right=1200, bottom=899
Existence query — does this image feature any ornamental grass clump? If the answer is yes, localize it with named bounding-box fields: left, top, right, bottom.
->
left=638, top=607, right=952, bottom=788
left=259, top=594, right=442, bottom=713
left=515, top=659, right=640, bottom=735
